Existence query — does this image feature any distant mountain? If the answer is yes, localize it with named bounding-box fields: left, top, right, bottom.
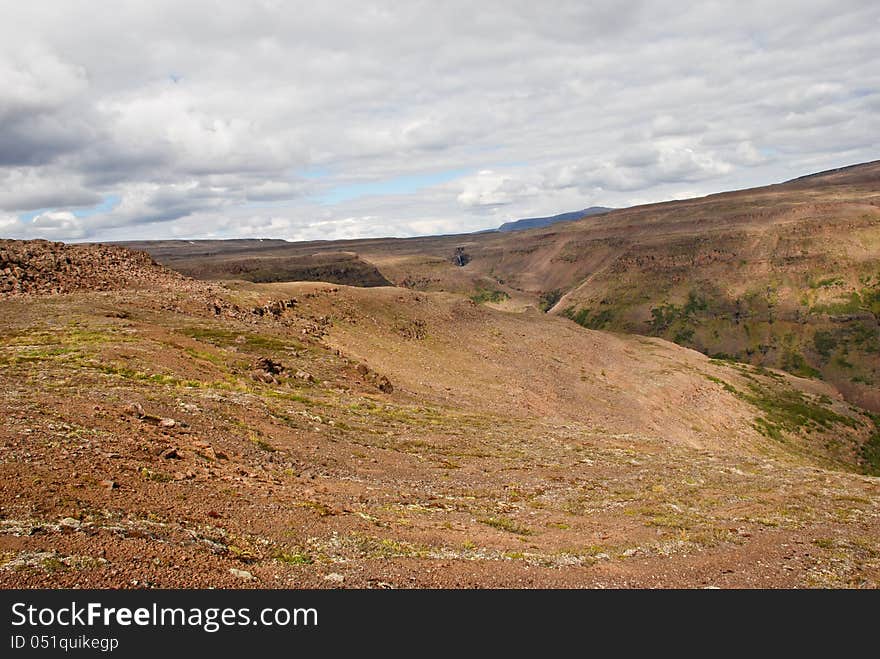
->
left=497, top=206, right=613, bottom=232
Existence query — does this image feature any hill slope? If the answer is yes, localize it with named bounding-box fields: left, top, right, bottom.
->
left=1, top=247, right=879, bottom=588
left=126, top=161, right=880, bottom=412
left=497, top=206, right=613, bottom=232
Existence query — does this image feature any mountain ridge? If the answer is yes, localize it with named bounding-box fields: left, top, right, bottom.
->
left=496, top=206, right=614, bottom=232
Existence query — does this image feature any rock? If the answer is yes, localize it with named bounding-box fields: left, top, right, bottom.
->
left=253, top=357, right=284, bottom=375
left=0, top=239, right=190, bottom=299
left=251, top=370, right=276, bottom=384
left=99, top=479, right=118, bottom=490
left=356, top=363, right=370, bottom=377
left=229, top=568, right=254, bottom=581
left=324, top=572, right=345, bottom=584
left=158, top=418, right=176, bottom=428
left=161, top=448, right=181, bottom=460
left=59, top=518, right=81, bottom=531
left=376, top=376, right=393, bottom=394
left=125, top=402, right=145, bottom=418
left=295, top=370, right=315, bottom=383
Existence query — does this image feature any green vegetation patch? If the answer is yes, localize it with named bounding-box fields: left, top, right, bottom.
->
left=860, top=413, right=880, bottom=476
left=809, top=276, right=844, bottom=289
left=563, top=306, right=614, bottom=330
left=538, top=289, right=563, bottom=312
left=649, top=290, right=709, bottom=333
left=722, top=377, right=857, bottom=441
left=470, top=289, right=510, bottom=305
left=180, top=326, right=295, bottom=352
left=274, top=550, right=313, bottom=565
left=478, top=516, right=533, bottom=536
left=812, top=330, right=838, bottom=359
left=707, top=369, right=858, bottom=445
left=780, top=349, right=822, bottom=379
left=809, top=274, right=880, bottom=316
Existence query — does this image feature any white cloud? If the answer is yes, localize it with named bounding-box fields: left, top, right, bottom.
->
left=0, top=0, right=877, bottom=241
left=0, top=168, right=101, bottom=211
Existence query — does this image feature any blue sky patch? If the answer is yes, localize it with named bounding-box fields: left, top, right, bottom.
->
left=17, top=195, right=120, bottom=223
left=314, top=169, right=468, bottom=205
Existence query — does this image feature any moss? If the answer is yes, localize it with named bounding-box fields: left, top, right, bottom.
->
left=478, top=516, right=533, bottom=536
left=41, top=556, right=66, bottom=572
left=139, top=467, right=173, bottom=482
left=275, top=550, right=313, bottom=565
left=470, top=289, right=510, bottom=304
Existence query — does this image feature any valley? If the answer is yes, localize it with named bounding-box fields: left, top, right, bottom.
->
left=3, top=161, right=880, bottom=590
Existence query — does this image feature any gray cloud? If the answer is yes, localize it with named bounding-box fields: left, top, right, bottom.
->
left=0, top=0, right=878, bottom=241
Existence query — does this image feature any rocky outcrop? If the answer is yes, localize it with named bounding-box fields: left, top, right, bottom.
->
left=0, top=239, right=189, bottom=298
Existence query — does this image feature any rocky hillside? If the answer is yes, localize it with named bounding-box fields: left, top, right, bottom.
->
left=0, top=239, right=189, bottom=298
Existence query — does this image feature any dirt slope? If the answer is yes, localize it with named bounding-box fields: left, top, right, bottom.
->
left=1, top=259, right=879, bottom=588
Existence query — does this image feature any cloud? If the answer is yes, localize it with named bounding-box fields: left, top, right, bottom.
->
left=0, top=0, right=878, bottom=241
left=0, top=168, right=101, bottom=211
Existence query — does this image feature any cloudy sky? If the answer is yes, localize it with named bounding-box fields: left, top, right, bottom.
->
left=1, top=1, right=878, bottom=242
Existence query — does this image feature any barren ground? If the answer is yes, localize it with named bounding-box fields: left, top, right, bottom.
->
left=1, top=274, right=878, bottom=588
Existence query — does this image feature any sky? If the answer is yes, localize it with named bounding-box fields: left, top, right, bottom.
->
left=1, top=0, right=879, bottom=243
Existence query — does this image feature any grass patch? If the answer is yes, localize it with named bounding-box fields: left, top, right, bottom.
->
left=139, top=467, right=173, bottom=482
left=705, top=375, right=739, bottom=395
left=275, top=550, right=313, bottom=565
left=183, top=347, right=226, bottom=365
left=563, top=306, right=614, bottom=330
left=478, top=517, right=533, bottom=536
left=470, top=289, right=510, bottom=305
left=181, top=326, right=293, bottom=352
left=726, top=378, right=857, bottom=440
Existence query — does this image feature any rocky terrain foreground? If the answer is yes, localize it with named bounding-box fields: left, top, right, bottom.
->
left=1, top=239, right=879, bottom=588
